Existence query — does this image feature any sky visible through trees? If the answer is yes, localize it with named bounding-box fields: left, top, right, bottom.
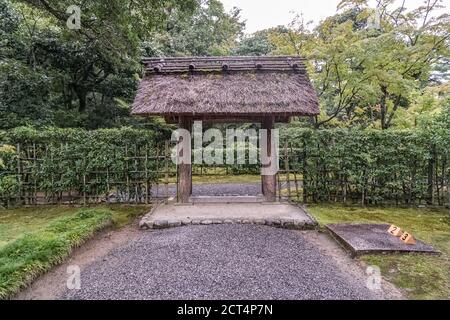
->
left=221, top=0, right=448, bottom=33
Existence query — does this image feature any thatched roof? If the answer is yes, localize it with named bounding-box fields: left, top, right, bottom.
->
left=131, top=56, right=319, bottom=122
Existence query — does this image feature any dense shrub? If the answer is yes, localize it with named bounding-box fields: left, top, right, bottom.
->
left=281, top=127, right=449, bottom=205
left=0, top=125, right=449, bottom=206
left=0, top=127, right=167, bottom=206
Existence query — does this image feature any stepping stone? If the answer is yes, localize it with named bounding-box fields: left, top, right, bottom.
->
left=326, top=223, right=441, bottom=257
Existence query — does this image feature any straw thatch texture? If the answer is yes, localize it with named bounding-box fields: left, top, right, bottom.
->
left=132, top=56, right=319, bottom=118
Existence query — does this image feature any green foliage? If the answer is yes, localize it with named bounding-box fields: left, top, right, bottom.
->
left=0, top=127, right=166, bottom=206
left=142, top=0, right=244, bottom=56
left=241, top=1, right=450, bottom=129
left=2, top=0, right=448, bottom=131
left=3, top=126, right=164, bottom=145
left=393, top=92, right=446, bottom=129
left=308, top=204, right=450, bottom=299
left=1, top=126, right=448, bottom=207
left=0, top=145, right=19, bottom=202
left=0, top=0, right=198, bottom=129
left=18, top=0, right=198, bottom=66
left=232, top=29, right=275, bottom=56
left=430, top=98, right=450, bottom=131
left=282, top=127, right=450, bottom=205
left=0, top=208, right=112, bottom=299
left=0, top=0, right=246, bottom=129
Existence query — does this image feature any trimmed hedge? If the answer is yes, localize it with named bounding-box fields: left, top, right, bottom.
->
left=1, top=125, right=449, bottom=206
left=0, top=127, right=167, bottom=206
left=281, top=128, right=450, bottom=205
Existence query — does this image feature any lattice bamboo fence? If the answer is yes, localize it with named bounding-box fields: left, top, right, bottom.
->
left=1, top=128, right=449, bottom=208
left=1, top=141, right=176, bottom=206
left=278, top=136, right=450, bottom=207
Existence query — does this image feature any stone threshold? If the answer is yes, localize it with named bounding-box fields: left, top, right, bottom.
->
left=140, top=217, right=316, bottom=231
left=139, top=201, right=318, bottom=231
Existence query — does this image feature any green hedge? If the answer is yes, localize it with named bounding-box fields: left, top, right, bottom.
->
left=281, top=128, right=450, bottom=205
left=2, top=126, right=164, bottom=145
left=1, top=126, right=449, bottom=206
left=0, top=127, right=167, bottom=206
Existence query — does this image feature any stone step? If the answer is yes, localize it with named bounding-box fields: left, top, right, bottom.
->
left=140, top=217, right=315, bottom=231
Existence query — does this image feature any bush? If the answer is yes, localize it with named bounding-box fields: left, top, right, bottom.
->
left=0, top=144, right=19, bottom=206
left=0, top=127, right=166, bottom=206
left=0, top=126, right=449, bottom=206
left=281, top=127, right=449, bottom=205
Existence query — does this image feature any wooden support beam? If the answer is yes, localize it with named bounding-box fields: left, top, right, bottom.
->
left=163, top=114, right=292, bottom=124
left=261, top=116, right=277, bottom=202
left=178, top=116, right=192, bottom=203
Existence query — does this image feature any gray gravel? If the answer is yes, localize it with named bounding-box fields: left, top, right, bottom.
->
left=62, top=225, right=378, bottom=300
left=193, top=183, right=261, bottom=196
left=153, top=182, right=298, bottom=197
left=152, top=183, right=261, bottom=197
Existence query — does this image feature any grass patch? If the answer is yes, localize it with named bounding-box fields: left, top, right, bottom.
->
left=0, top=206, right=81, bottom=249
left=307, top=204, right=450, bottom=300
left=104, top=204, right=151, bottom=228
left=0, top=205, right=150, bottom=299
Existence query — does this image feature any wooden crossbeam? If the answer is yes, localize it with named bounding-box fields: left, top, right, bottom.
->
left=142, top=56, right=307, bottom=75
left=142, top=55, right=307, bottom=63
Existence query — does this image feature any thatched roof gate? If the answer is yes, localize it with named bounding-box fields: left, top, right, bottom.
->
left=132, top=56, right=320, bottom=203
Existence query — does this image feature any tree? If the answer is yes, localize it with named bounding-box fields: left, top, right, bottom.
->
left=232, top=29, right=275, bottom=56
left=329, top=0, right=450, bottom=129
left=19, top=0, right=197, bottom=65
left=1, top=1, right=55, bottom=128
left=280, top=0, right=450, bottom=129
left=0, top=0, right=198, bottom=129
left=0, top=0, right=246, bottom=129
left=142, top=0, right=245, bottom=57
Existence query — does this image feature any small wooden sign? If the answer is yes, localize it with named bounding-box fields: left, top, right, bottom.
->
left=401, top=232, right=416, bottom=245
left=388, top=225, right=403, bottom=237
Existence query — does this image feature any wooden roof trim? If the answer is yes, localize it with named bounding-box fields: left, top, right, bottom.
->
left=142, top=56, right=307, bottom=63
left=145, top=69, right=307, bottom=76
left=143, top=56, right=307, bottom=75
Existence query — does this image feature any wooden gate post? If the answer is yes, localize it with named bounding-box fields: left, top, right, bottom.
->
left=261, top=116, right=277, bottom=202
left=178, top=116, right=192, bottom=203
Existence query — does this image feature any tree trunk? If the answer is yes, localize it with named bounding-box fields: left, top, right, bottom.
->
left=75, top=86, right=87, bottom=113
left=380, top=85, right=388, bottom=130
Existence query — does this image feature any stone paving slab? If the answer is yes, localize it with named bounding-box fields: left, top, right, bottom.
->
left=140, top=203, right=317, bottom=231
left=326, top=223, right=440, bottom=257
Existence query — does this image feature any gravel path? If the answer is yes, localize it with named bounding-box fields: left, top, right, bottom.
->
left=153, top=183, right=262, bottom=197
left=62, top=225, right=379, bottom=300
left=192, top=183, right=261, bottom=196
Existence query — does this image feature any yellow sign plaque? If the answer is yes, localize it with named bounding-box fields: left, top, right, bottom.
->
left=401, top=232, right=416, bottom=245
left=388, top=225, right=403, bottom=237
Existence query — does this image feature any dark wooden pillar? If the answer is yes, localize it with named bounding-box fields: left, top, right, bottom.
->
left=178, top=116, right=192, bottom=203
left=261, top=116, right=277, bottom=202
